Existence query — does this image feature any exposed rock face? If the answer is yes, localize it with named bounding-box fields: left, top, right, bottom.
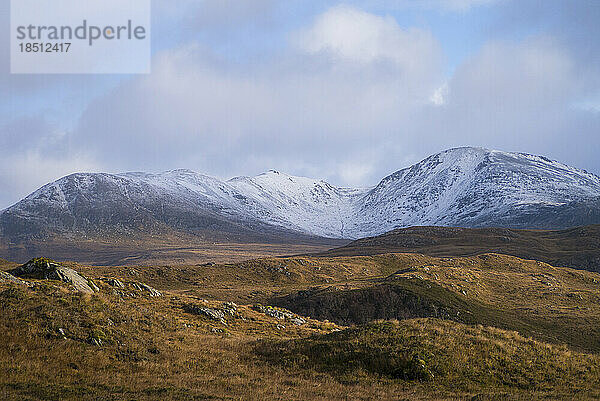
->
left=11, top=258, right=96, bottom=294
left=135, top=282, right=162, bottom=297
left=106, top=278, right=125, bottom=289
left=252, top=305, right=306, bottom=325
left=186, top=305, right=227, bottom=324
left=0, top=271, right=31, bottom=287
left=102, top=277, right=162, bottom=297
left=222, top=302, right=238, bottom=316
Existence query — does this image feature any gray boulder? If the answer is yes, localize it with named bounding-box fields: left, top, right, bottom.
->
left=0, top=271, right=31, bottom=287
left=106, top=278, right=125, bottom=289
left=253, top=305, right=294, bottom=320
left=252, top=305, right=306, bottom=325
left=131, top=282, right=162, bottom=297
left=138, top=283, right=162, bottom=297
left=186, top=305, right=227, bottom=324
left=11, top=258, right=95, bottom=294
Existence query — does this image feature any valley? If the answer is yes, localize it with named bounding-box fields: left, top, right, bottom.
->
left=319, top=225, right=600, bottom=272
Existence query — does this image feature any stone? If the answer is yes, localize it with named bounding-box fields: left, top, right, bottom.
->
left=252, top=305, right=295, bottom=320
left=89, top=338, right=102, bottom=347
left=0, top=271, right=31, bottom=287
left=186, top=305, right=226, bottom=324
left=106, top=278, right=125, bottom=289
left=11, top=258, right=94, bottom=294
left=87, top=279, right=100, bottom=292
left=138, top=283, right=162, bottom=297
left=57, top=328, right=67, bottom=339
left=222, top=302, right=238, bottom=316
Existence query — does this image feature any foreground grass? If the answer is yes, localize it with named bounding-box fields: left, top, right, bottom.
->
left=257, top=319, right=600, bottom=395
left=2, top=278, right=598, bottom=400
left=4, top=249, right=600, bottom=400
left=0, top=281, right=422, bottom=401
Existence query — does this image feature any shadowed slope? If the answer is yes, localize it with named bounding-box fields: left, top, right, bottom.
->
left=318, top=225, right=600, bottom=272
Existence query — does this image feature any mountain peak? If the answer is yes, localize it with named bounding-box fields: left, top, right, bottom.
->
left=2, top=148, right=600, bottom=242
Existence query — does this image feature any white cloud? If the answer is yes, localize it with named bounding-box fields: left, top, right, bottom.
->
left=437, top=0, right=498, bottom=11
left=448, top=37, right=575, bottom=109
left=295, top=5, right=441, bottom=73
left=353, top=0, right=499, bottom=12
left=2, top=3, right=600, bottom=210
left=410, top=36, right=597, bottom=171
left=0, top=116, right=99, bottom=208
left=430, top=83, right=448, bottom=106
left=60, top=14, right=600, bottom=195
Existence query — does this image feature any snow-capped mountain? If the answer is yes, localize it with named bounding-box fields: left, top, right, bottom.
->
left=351, top=147, right=600, bottom=237
left=2, top=147, right=600, bottom=241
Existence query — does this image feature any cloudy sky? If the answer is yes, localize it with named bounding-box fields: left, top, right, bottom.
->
left=1, top=0, right=599, bottom=209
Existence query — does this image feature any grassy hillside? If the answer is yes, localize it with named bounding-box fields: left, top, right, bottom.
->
left=257, top=319, right=600, bottom=396
left=2, top=271, right=599, bottom=400
left=3, top=249, right=600, bottom=399
left=270, top=253, right=600, bottom=352
left=0, top=278, right=352, bottom=401
left=318, top=225, right=600, bottom=272
left=69, top=252, right=600, bottom=352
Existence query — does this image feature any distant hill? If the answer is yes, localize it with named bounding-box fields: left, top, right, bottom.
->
left=318, top=225, right=600, bottom=272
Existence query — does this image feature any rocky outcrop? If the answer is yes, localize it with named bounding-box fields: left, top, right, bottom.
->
left=185, top=305, right=227, bottom=324
left=103, top=278, right=162, bottom=297
left=11, top=258, right=96, bottom=294
left=136, top=283, right=162, bottom=297
left=0, top=271, right=31, bottom=287
left=252, top=305, right=306, bottom=325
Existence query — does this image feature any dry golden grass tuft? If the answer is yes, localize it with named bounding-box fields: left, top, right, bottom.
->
left=257, top=319, right=600, bottom=395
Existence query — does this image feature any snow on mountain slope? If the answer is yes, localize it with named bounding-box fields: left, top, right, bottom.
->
left=0, top=170, right=294, bottom=240
left=2, top=147, right=600, bottom=241
left=352, top=148, right=600, bottom=237
left=229, top=170, right=369, bottom=238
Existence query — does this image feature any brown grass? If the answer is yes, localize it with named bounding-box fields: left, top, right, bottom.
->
left=318, top=225, right=600, bottom=272
left=0, top=281, right=458, bottom=400
left=3, top=250, right=600, bottom=399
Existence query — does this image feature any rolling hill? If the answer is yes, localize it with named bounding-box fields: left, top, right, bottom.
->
left=318, top=225, right=600, bottom=272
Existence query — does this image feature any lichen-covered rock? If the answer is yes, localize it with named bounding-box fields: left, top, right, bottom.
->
left=185, top=305, right=226, bottom=324
left=138, top=283, right=162, bottom=297
left=252, top=305, right=295, bottom=320
left=106, top=278, right=125, bottom=289
left=223, top=302, right=238, bottom=316
left=11, top=258, right=95, bottom=294
left=0, top=271, right=31, bottom=287
left=87, top=279, right=100, bottom=292
left=290, top=317, right=306, bottom=326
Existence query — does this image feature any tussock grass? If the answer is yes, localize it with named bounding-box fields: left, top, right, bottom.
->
left=257, top=319, right=600, bottom=394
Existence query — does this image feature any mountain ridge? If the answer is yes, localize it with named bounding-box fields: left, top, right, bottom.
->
left=2, top=147, right=600, bottom=243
